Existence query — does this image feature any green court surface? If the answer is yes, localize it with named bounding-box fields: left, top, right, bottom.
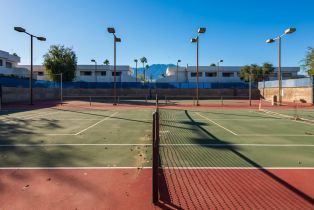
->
left=0, top=107, right=313, bottom=168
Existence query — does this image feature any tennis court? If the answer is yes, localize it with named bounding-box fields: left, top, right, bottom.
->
left=0, top=100, right=313, bottom=209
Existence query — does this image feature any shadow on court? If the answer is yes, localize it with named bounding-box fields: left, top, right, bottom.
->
left=156, top=109, right=314, bottom=209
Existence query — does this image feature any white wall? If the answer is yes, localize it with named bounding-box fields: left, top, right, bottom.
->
left=19, top=64, right=137, bottom=82
left=157, top=66, right=300, bottom=83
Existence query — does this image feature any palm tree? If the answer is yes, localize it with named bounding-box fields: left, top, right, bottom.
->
left=140, top=57, right=147, bottom=81
left=145, top=64, right=150, bottom=82
left=103, top=59, right=110, bottom=65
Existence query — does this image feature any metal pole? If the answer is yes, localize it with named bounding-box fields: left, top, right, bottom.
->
left=60, top=73, right=63, bottom=104
left=135, top=61, right=138, bottom=82
left=196, top=37, right=199, bottom=106
left=95, top=62, right=97, bottom=83
left=30, top=35, right=33, bottom=105
left=176, top=61, right=179, bottom=82
left=113, top=36, right=117, bottom=105
left=249, top=70, right=252, bottom=106
left=217, top=62, right=220, bottom=88
left=278, top=36, right=282, bottom=105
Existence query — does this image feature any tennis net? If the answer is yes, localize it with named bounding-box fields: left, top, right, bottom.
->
left=62, top=95, right=153, bottom=106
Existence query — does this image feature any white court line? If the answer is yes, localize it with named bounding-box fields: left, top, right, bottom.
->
left=0, top=166, right=312, bottom=170
left=256, top=110, right=314, bottom=126
left=196, top=112, right=238, bottom=136
left=160, top=143, right=314, bottom=147
left=0, top=111, right=58, bottom=121
left=75, top=112, right=118, bottom=135
left=239, top=134, right=314, bottom=137
left=0, top=167, right=151, bottom=170
left=23, top=111, right=60, bottom=120
left=1, top=143, right=313, bottom=147
left=0, top=143, right=150, bottom=147
left=160, top=167, right=314, bottom=170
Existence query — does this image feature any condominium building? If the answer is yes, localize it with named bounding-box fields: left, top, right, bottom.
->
left=0, top=50, right=29, bottom=76
left=156, top=66, right=300, bottom=83
left=19, top=64, right=137, bottom=82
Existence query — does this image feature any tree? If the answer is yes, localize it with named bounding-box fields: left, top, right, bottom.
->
left=210, top=63, right=216, bottom=67
left=43, top=45, right=77, bottom=82
left=103, top=59, right=110, bottom=65
left=240, top=64, right=260, bottom=83
left=140, top=57, right=147, bottom=81
left=145, top=64, right=150, bottom=82
left=137, top=74, right=146, bottom=82
left=303, top=47, right=314, bottom=76
left=261, top=63, right=275, bottom=81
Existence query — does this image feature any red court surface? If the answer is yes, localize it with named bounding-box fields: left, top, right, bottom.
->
left=0, top=168, right=313, bottom=209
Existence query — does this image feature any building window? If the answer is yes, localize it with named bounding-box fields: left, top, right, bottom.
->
left=282, top=73, right=292, bottom=78
left=80, top=71, right=92, bottom=76
left=222, top=72, right=234, bottom=77
left=112, top=71, right=121, bottom=76
left=191, top=72, right=202, bottom=77
left=37, top=72, right=44, bottom=76
left=205, top=72, right=217, bottom=77
left=101, top=71, right=106, bottom=76
left=6, top=62, right=12, bottom=68
left=0, top=60, right=3, bottom=66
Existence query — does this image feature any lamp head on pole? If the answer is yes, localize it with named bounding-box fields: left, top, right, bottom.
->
left=14, top=27, right=26, bottom=33
left=219, top=59, right=223, bottom=63
left=91, top=59, right=96, bottom=63
left=266, top=38, right=275, bottom=44
left=134, top=59, right=138, bottom=63
left=115, top=37, right=121, bottom=42
left=107, top=27, right=115, bottom=34
left=198, top=27, right=206, bottom=34
left=191, top=38, right=197, bottom=43
left=284, top=28, right=296, bottom=35
left=37, top=37, right=46, bottom=41
left=177, top=59, right=181, bottom=63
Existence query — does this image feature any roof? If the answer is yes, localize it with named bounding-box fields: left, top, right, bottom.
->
left=0, top=50, right=21, bottom=63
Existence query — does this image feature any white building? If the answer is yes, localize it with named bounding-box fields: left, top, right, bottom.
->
left=0, top=50, right=29, bottom=77
left=156, top=66, right=300, bottom=83
left=18, top=64, right=137, bottom=82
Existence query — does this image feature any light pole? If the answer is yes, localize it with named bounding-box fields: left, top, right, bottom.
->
left=249, top=68, right=252, bottom=106
left=217, top=59, right=223, bottom=89
left=107, top=27, right=121, bottom=105
left=14, top=27, right=46, bottom=105
left=191, top=28, right=206, bottom=106
left=266, top=27, right=296, bottom=105
left=91, top=59, right=97, bottom=82
left=176, top=59, right=181, bottom=82
left=134, top=59, right=138, bottom=82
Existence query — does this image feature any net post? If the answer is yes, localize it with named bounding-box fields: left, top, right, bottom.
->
left=89, top=97, right=92, bottom=106
left=152, top=111, right=159, bottom=204
left=60, top=73, right=63, bottom=105
left=0, top=85, right=2, bottom=111
left=221, top=96, right=223, bottom=107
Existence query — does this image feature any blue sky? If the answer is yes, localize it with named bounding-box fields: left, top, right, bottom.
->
left=1, top=0, right=314, bottom=69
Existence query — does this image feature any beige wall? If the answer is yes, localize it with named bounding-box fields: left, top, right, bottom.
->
left=259, top=87, right=313, bottom=104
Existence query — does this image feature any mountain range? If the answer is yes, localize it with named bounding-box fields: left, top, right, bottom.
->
left=131, top=64, right=176, bottom=80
